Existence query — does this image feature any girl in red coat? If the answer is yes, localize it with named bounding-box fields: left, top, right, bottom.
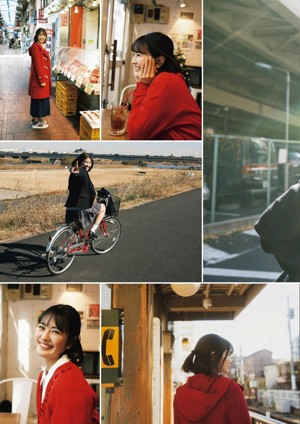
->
left=127, top=32, right=201, bottom=140
left=28, top=28, right=51, bottom=129
left=35, top=304, right=99, bottom=424
left=174, top=334, right=251, bottom=424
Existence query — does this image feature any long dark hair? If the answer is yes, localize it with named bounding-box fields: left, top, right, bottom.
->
left=37, top=304, right=84, bottom=366
left=71, top=153, right=94, bottom=172
left=131, top=32, right=183, bottom=75
left=34, top=28, right=47, bottom=44
left=182, top=334, right=233, bottom=376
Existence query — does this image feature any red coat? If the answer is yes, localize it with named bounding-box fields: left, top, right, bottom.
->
left=127, top=72, right=201, bottom=140
left=174, top=374, right=251, bottom=424
left=36, top=362, right=99, bottom=424
left=28, top=42, right=51, bottom=99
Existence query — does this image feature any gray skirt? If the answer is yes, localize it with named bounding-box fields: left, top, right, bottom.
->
left=66, top=203, right=102, bottom=230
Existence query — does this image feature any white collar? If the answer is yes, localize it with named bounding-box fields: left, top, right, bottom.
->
left=40, top=355, right=70, bottom=402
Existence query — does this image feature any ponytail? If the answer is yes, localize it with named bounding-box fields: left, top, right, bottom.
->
left=181, top=334, right=234, bottom=376
left=66, top=336, right=84, bottom=366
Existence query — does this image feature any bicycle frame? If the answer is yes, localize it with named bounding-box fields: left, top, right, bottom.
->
left=62, top=220, right=109, bottom=256
left=46, top=215, right=121, bottom=275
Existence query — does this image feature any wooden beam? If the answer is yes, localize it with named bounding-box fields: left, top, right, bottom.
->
left=110, top=284, right=153, bottom=424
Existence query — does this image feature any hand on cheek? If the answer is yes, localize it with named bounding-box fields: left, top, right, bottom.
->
left=139, top=57, right=157, bottom=85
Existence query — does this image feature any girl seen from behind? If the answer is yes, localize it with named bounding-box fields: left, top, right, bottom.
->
left=173, top=334, right=251, bottom=424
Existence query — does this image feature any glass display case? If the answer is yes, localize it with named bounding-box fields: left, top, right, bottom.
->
left=53, top=47, right=100, bottom=95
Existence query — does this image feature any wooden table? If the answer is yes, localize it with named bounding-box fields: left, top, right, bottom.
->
left=101, top=109, right=129, bottom=141
left=0, top=413, right=21, bottom=424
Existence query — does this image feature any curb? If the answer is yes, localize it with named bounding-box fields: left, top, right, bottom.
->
left=204, top=214, right=261, bottom=237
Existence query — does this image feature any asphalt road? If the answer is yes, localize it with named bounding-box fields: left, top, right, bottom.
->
left=0, top=189, right=201, bottom=282
left=204, top=228, right=282, bottom=282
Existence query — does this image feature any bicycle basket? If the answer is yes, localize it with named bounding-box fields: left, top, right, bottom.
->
left=109, top=194, right=121, bottom=217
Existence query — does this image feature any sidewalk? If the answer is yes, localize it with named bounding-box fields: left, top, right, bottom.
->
left=0, top=42, right=80, bottom=140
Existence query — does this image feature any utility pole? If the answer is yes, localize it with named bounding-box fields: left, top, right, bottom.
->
left=287, top=296, right=296, bottom=391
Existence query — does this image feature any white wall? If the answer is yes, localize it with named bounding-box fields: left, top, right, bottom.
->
left=82, top=8, right=99, bottom=51
left=131, top=0, right=202, bottom=67
left=1, top=283, right=100, bottom=416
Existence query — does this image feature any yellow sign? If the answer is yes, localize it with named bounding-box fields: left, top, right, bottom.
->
left=101, top=326, right=119, bottom=369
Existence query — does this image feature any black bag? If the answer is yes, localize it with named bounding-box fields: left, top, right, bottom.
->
left=97, top=188, right=121, bottom=217
left=254, top=182, right=300, bottom=279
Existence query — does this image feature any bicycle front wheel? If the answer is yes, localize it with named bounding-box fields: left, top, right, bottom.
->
left=46, top=226, right=77, bottom=275
left=91, top=217, right=121, bottom=254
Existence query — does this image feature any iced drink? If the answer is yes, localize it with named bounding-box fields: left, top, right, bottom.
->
left=110, top=102, right=128, bottom=134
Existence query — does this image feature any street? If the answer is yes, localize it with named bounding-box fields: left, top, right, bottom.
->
left=204, top=227, right=282, bottom=282
left=0, top=189, right=201, bottom=282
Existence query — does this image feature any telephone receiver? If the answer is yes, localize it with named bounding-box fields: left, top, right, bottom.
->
left=102, top=328, right=115, bottom=366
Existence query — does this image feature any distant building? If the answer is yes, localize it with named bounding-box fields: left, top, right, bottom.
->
left=244, top=349, right=273, bottom=378
left=264, top=360, right=300, bottom=390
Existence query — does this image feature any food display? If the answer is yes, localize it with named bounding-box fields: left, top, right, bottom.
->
left=53, top=47, right=100, bottom=95
left=80, top=110, right=100, bottom=129
left=79, top=111, right=100, bottom=140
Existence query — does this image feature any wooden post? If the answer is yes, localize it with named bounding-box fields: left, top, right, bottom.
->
left=163, top=353, right=173, bottom=424
left=110, top=284, right=153, bottom=424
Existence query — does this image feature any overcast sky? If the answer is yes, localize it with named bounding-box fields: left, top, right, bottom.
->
left=189, top=283, right=299, bottom=360
left=102, top=283, right=299, bottom=360
left=0, top=141, right=202, bottom=158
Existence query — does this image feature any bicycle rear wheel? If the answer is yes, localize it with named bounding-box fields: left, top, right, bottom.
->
left=91, top=217, right=121, bottom=254
left=46, top=226, right=77, bottom=275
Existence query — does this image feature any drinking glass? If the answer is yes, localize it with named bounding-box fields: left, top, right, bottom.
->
left=110, top=101, right=128, bottom=135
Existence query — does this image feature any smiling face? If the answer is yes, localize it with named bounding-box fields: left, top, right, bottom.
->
left=131, top=52, right=152, bottom=79
left=83, top=157, right=92, bottom=172
left=37, top=31, right=46, bottom=44
left=35, top=316, right=71, bottom=369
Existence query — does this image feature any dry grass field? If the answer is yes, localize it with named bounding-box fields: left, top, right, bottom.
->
left=0, top=167, right=153, bottom=198
left=0, top=164, right=201, bottom=241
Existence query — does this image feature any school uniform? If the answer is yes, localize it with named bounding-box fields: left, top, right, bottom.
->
left=65, top=167, right=101, bottom=229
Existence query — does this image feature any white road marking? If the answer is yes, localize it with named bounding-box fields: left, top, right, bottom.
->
left=204, top=244, right=234, bottom=264
left=243, top=229, right=259, bottom=237
left=204, top=244, right=259, bottom=265
left=203, top=268, right=278, bottom=281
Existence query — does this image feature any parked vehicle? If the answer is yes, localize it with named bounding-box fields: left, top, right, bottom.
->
left=288, top=151, right=300, bottom=185
left=204, top=136, right=278, bottom=206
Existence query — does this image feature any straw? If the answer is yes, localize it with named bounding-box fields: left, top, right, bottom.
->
left=121, top=90, right=135, bottom=106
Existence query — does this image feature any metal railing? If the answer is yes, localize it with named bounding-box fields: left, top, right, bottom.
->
left=250, top=411, right=286, bottom=424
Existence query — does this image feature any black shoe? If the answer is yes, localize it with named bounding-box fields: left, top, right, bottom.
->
left=89, top=231, right=98, bottom=240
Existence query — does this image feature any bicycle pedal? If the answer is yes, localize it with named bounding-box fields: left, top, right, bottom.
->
left=82, top=243, right=89, bottom=253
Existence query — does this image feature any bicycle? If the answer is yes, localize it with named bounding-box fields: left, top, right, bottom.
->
left=45, top=190, right=121, bottom=275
